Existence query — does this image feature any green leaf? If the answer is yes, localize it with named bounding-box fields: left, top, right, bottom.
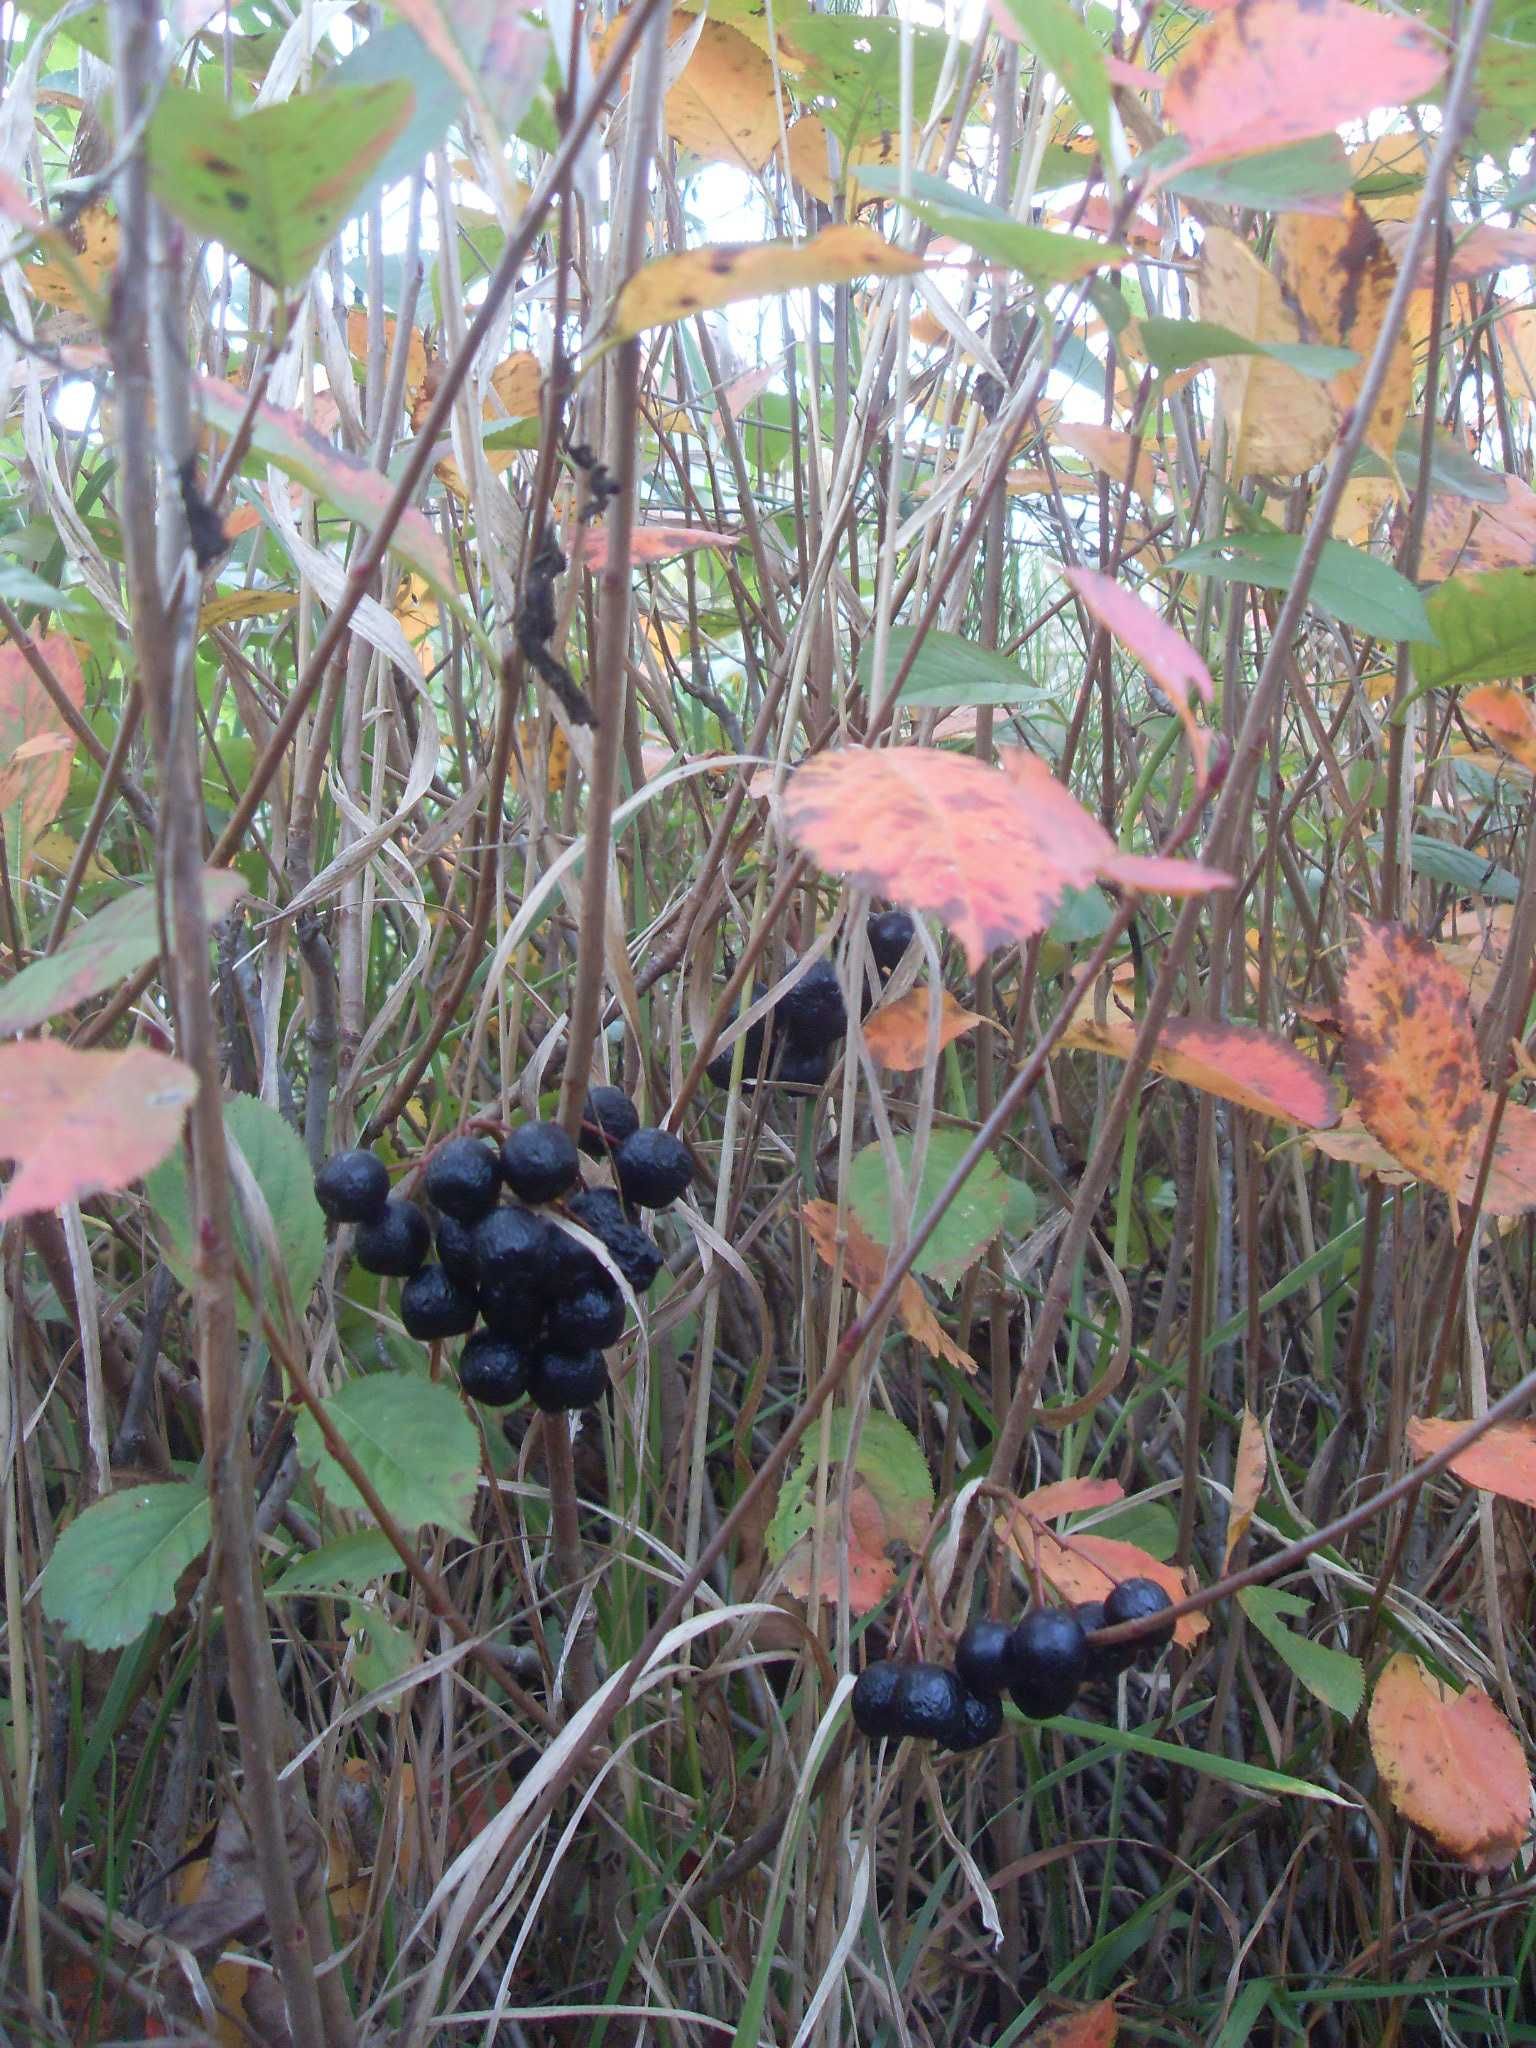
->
left=1084, top=1499, right=1178, bottom=1560
left=269, top=1527, right=403, bottom=1596
left=345, top=1601, right=417, bottom=1701
left=788, top=18, right=952, bottom=150
left=1001, top=1175, right=1038, bottom=1239
left=859, top=625, right=1045, bottom=708
left=859, top=174, right=1122, bottom=284
left=1134, top=317, right=1355, bottom=380
left=0, top=567, right=78, bottom=610
left=327, top=24, right=460, bottom=192
left=847, top=1128, right=1009, bottom=1288
left=146, top=1093, right=325, bottom=1333
left=1048, top=883, right=1113, bottom=944
left=40, top=1481, right=210, bottom=1651
left=1412, top=567, right=1536, bottom=689
left=145, top=80, right=414, bottom=287
left=992, top=0, right=1115, bottom=185
left=294, top=1370, right=480, bottom=1540
left=1036, top=1711, right=1351, bottom=1804
left=0, top=870, right=246, bottom=1036
left=1240, top=1585, right=1365, bottom=1719
left=1160, top=135, right=1354, bottom=213
left=1366, top=833, right=1521, bottom=903
left=765, top=1409, right=934, bottom=1563
left=1168, top=534, right=1432, bottom=644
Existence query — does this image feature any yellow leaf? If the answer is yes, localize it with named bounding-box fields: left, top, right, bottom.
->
left=1274, top=202, right=1412, bottom=464
left=1224, top=1407, right=1267, bottom=1569
left=344, top=307, right=429, bottom=404
left=786, top=116, right=928, bottom=205
left=1195, top=226, right=1338, bottom=478
left=25, top=201, right=117, bottom=315
left=612, top=225, right=922, bottom=340
left=516, top=719, right=571, bottom=795
left=393, top=573, right=439, bottom=648
left=198, top=588, right=300, bottom=634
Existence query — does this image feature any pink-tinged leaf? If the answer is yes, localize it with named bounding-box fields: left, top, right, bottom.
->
left=386, top=0, right=546, bottom=130
left=580, top=524, right=745, bottom=570
left=1066, top=565, right=1215, bottom=778
left=1378, top=220, right=1536, bottom=287
left=0, top=1043, right=199, bottom=1220
left=1060, top=1012, right=1340, bottom=1128
left=198, top=376, right=455, bottom=599
left=1100, top=852, right=1235, bottom=898
left=1165, top=0, right=1446, bottom=169
left=1369, top=1653, right=1531, bottom=1872
left=0, top=638, right=85, bottom=866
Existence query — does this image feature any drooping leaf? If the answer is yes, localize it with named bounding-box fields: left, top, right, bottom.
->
left=0, top=1043, right=199, bottom=1222
left=862, top=987, right=984, bottom=1071
left=40, top=1480, right=211, bottom=1651
left=1405, top=1416, right=1536, bottom=1510
left=1060, top=1013, right=1339, bottom=1129
left=0, top=637, right=85, bottom=872
left=1193, top=228, right=1339, bottom=478
left=846, top=1128, right=1009, bottom=1289
left=0, top=869, right=247, bottom=1036
left=1368, top=1653, right=1531, bottom=1871
left=146, top=1092, right=325, bottom=1331
left=198, top=375, right=454, bottom=600
left=294, top=1370, right=480, bottom=1539
left=1238, top=1586, right=1365, bottom=1719
left=1339, top=918, right=1486, bottom=1202
left=801, top=1199, right=974, bottom=1372
left=1224, top=1407, right=1267, bottom=1568
left=1164, top=0, right=1445, bottom=169
left=1064, top=566, right=1214, bottom=771
left=780, top=746, right=1233, bottom=973
left=580, top=524, right=742, bottom=570
left=597, top=15, right=781, bottom=172
left=1413, top=567, right=1536, bottom=689
left=1169, top=532, right=1432, bottom=645
left=146, top=81, right=415, bottom=288
left=612, top=226, right=922, bottom=339
left=270, top=1528, right=404, bottom=1596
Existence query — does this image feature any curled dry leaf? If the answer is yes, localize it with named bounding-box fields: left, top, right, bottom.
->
left=1060, top=1012, right=1339, bottom=1129
left=0, top=1042, right=200, bottom=1221
left=802, top=1198, right=973, bottom=1372
left=999, top=1513, right=1208, bottom=1647
left=781, top=746, right=1232, bottom=973
left=612, top=225, right=922, bottom=340
left=1406, top=1415, right=1536, bottom=1509
left=1225, top=1406, right=1267, bottom=1569
left=1340, top=918, right=1486, bottom=1202
left=1368, top=1652, right=1531, bottom=1872
left=862, top=986, right=985, bottom=1070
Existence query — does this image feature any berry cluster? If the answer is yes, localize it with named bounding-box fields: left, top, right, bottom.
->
left=312, top=1090, right=691, bottom=1414
left=705, top=908, right=916, bottom=1092
left=851, top=1579, right=1175, bottom=1748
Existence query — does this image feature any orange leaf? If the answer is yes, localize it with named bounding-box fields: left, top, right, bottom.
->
left=1463, top=687, right=1536, bottom=775
left=780, top=1477, right=895, bottom=1612
left=1340, top=918, right=1486, bottom=1202
left=863, top=986, right=984, bottom=1070
left=1164, top=0, right=1445, bottom=169
left=612, top=225, right=922, bottom=339
left=1406, top=1416, right=1536, bottom=1510
left=1022, top=2001, right=1120, bottom=2048
left=1224, top=1407, right=1266, bottom=1569
left=1060, top=1012, right=1339, bottom=1129
left=1054, top=423, right=1158, bottom=494
left=1018, top=1477, right=1125, bottom=1523
left=0, top=1043, right=199, bottom=1221
left=801, top=1199, right=973, bottom=1372
left=999, top=1516, right=1208, bottom=1647
left=1368, top=1653, right=1531, bottom=1872
left=780, top=747, right=1233, bottom=973
left=580, top=523, right=743, bottom=570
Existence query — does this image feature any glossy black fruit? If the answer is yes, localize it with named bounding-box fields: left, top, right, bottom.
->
left=314, top=1149, right=389, bottom=1224
left=547, top=1281, right=625, bottom=1351
left=474, top=1204, right=553, bottom=1291
left=950, top=1688, right=1005, bottom=1752
left=354, top=1198, right=431, bottom=1277
left=478, top=1279, right=546, bottom=1343
left=500, top=1120, right=580, bottom=1205
left=955, top=1617, right=1015, bottom=1698
left=458, top=1330, right=530, bottom=1407
left=777, top=959, right=847, bottom=1051
left=434, top=1211, right=479, bottom=1289
left=544, top=1220, right=605, bottom=1297
left=1074, top=1600, right=1118, bottom=1683
left=1008, top=1607, right=1088, bottom=1719
left=400, top=1264, right=478, bottom=1340
left=893, top=1662, right=969, bottom=1745
left=705, top=988, right=775, bottom=1089
left=851, top=1660, right=906, bottom=1739
left=614, top=1127, right=693, bottom=1209
left=568, top=1189, right=664, bottom=1293
left=775, top=1041, right=832, bottom=1090
left=1101, top=1577, right=1175, bottom=1669
left=527, top=1346, right=609, bottom=1412
left=424, top=1136, right=501, bottom=1223
left=580, top=1085, right=640, bottom=1159
left=867, top=908, right=916, bottom=977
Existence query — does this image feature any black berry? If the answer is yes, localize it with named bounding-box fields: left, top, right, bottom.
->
left=500, top=1121, right=580, bottom=1205
left=705, top=988, right=775, bottom=1089
left=400, top=1264, right=478, bottom=1340
left=424, top=1136, right=501, bottom=1223
left=527, top=1346, right=609, bottom=1412
left=434, top=1212, right=479, bottom=1289
left=580, top=1086, right=640, bottom=1159
left=851, top=1659, right=906, bottom=1739
left=478, top=1279, right=546, bottom=1343
left=893, top=1662, right=969, bottom=1745
left=867, top=908, right=916, bottom=976
left=458, top=1330, right=530, bottom=1406
left=955, top=1617, right=1015, bottom=1698
left=314, top=1149, right=389, bottom=1224
left=775, top=1041, right=832, bottom=1090
left=474, top=1204, right=553, bottom=1291
left=547, top=1282, right=625, bottom=1351
left=354, top=1198, right=431, bottom=1277
left=1075, top=1600, right=1119, bottom=1683
left=777, top=959, right=847, bottom=1051
left=614, top=1127, right=694, bottom=1209
left=1008, top=1607, right=1088, bottom=1720
left=950, top=1688, right=1005, bottom=1752
left=569, top=1188, right=663, bottom=1292
left=1101, top=1577, right=1175, bottom=1668
left=544, top=1221, right=605, bottom=1296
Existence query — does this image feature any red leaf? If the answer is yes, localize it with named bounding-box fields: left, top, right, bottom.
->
left=0, top=1043, right=199, bottom=1220
left=862, top=986, right=984, bottom=1070
left=999, top=1513, right=1209, bottom=1647
left=1406, top=1416, right=1536, bottom=1510
left=1061, top=1012, right=1340, bottom=1128
left=580, top=523, right=744, bottom=569
left=0, top=637, right=85, bottom=866
left=1165, top=0, right=1445, bottom=169
left=1022, top=2003, right=1120, bottom=2048
left=780, top=1478, right=896, bottom=1613
left=1369, top=1653, right=1531, bottom=1872
left=1065, top=566, right=1215, bottom=778
left=780, top=747, right=1233, bottom=972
